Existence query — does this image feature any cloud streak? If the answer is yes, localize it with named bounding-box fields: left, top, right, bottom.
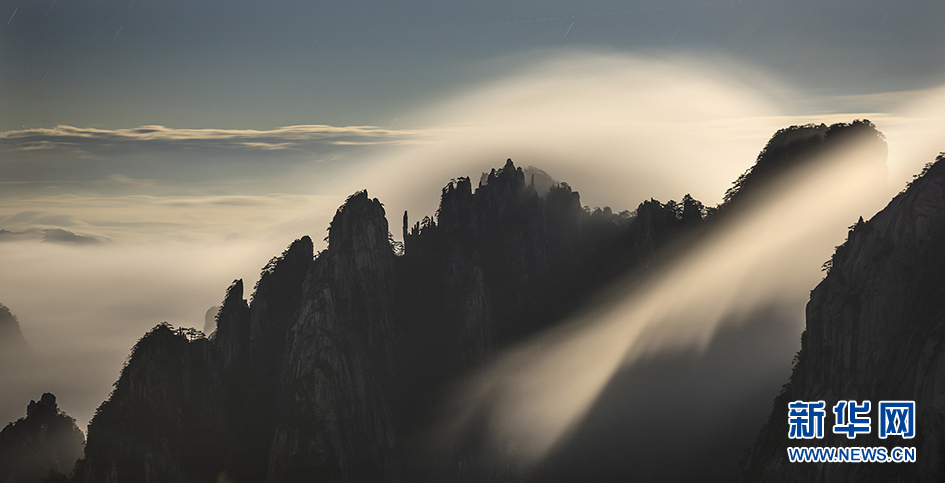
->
left=0, top=124, right=424, bottom=153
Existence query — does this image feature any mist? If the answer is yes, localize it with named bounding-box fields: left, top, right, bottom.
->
left=339, top=52, right=933, bottom=476
left=1, top=50, right=943, bottom=447
left=432, top=133, right=888, bottom=470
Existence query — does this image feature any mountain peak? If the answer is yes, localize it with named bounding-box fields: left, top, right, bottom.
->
left=26, top=393, right=57, bottom=419
left=328, top=190, right=391, bottom=254
left=722, top=119, right=887, bottom=207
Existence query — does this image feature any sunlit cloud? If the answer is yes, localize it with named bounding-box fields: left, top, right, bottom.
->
left=350, top=51, right=902, bottom=233
left=437, top=135, right=891, bottom=465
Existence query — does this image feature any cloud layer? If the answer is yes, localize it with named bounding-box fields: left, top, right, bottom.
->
left=0, top=123, right=426, bottom=211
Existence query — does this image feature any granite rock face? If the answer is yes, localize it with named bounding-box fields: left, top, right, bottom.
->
left=267, top=192, right=399, bottom=483
left=742, top=156, right=945, bottom=482
left=0, top=393, right=85, bottom=483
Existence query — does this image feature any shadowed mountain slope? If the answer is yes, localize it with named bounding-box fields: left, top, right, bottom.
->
left=742, top=155, right=945, bottom=482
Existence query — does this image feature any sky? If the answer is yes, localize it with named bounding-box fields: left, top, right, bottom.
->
left=1, top=0, right=945, bottom=441
left=4, top=0, right=945, bottom=132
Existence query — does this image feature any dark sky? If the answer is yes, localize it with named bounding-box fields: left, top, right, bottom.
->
left=3, top=0, right=944, bottom=131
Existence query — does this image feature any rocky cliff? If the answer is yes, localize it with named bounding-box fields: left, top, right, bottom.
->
left=267, top=192, right=399, bottom=483
left=742, top=155, right=945, bottom=481
left=0, top=393, right=85, bottom=483
left=74, top=324, right=229, bottom=483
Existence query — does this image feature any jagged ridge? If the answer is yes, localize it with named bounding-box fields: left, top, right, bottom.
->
left=64, top=120, right=888, bottom=483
